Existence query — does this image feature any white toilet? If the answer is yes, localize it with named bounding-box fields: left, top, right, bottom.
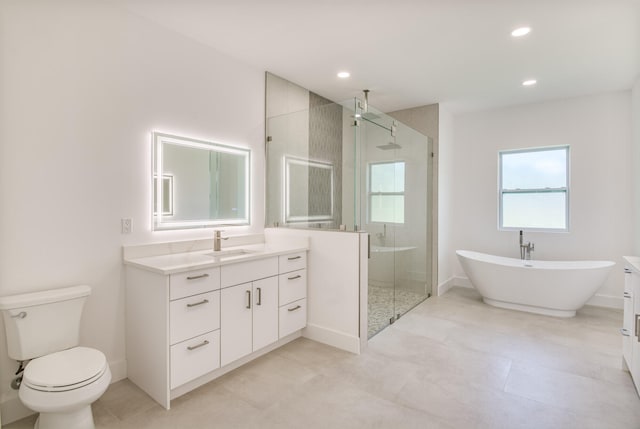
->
left=0, top=285, right=111, bottom=429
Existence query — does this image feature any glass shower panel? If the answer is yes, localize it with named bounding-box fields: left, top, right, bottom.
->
left=358, top=103, right=431, bottom=339
left=392, top=121, right=431, bottom=313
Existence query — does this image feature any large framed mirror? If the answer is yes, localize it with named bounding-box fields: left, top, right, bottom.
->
left=153, top=132, right=250, bottom=230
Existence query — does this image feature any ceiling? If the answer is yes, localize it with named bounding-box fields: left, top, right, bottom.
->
left=124, top=0, right=640, bottom=113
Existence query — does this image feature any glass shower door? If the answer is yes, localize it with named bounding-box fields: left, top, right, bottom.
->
left=358, top=114, right=401, bottom=338
left=356, top=101, right=431, bottom=339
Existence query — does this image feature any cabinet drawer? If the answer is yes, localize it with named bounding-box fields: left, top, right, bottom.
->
left=221, top=257, right=278, bottom=288
left=170, top=330, right=220, bottom=389
left=279, top=298, right=307, bottom=338
left=170, top=290, right=220, bottom=344
left=279, top=252, right=307, bottom=274
left=170, top=267, right=220, bottom=300
left=279, top=270, right=307, bottom=305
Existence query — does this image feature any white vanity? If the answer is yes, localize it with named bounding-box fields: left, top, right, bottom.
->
left=123, top=238, right=308, bottom=409
left=623, top=256, right=640, bottom=394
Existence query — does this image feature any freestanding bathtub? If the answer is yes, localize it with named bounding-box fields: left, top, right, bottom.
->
left=456, top=250, right=615, bottom=317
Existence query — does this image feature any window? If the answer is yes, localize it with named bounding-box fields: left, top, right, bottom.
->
left=369, top=161, right=405, bottom=224
left=499, top=146, right=569, bottom=231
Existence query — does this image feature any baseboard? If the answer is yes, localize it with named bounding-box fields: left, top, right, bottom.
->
left=0, top=395, right=31, bottom=426
left=453, top=276, right=473, bottom=288
left=0, top=358, right=129, bottom=425
left=437, top=277, right=455, bottom=296
left=109, top=358, right=127, bottom=383
left=587, top=293, right=623, bottom=309
left=302, top=324, right=360, bottom=354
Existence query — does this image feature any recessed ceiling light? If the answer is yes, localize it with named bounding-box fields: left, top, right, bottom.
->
left=511, top=27, right=531, bottom=37
left=337, top=71, right=350, bottom=79
left=522, top=79, right=537, bottom=86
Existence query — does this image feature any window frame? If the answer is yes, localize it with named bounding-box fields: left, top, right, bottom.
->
left=368, top=160, right=406, bottom=225
left=498, top=145, right=570, bottom=232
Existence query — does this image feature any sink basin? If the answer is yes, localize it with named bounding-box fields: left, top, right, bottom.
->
left=205, top=248, right=255, bottom=259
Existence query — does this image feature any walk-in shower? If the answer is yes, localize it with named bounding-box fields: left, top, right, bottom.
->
left=265, top=73, right=433, bottom=339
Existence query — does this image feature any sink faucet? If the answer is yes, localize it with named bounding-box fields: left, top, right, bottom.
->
left=519, top=230, right=534, bottom=260
left=213, top=230, right=229, bottom=251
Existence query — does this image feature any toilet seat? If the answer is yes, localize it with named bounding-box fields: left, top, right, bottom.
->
left=23, top=347, right=107, bottom=392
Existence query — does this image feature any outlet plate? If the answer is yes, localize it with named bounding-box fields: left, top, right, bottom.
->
left=121, top=218, right=132, bottom=234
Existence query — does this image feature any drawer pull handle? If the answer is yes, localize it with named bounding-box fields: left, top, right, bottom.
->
left=186, top=299, right=209, bottom=308
left=287, top=256, right=302, bottom=261
left=288, top=305, right=302, bottom=312
left=288, top=275, right=302, bottom=280
left=625, top=268, right=633, bottom=274
left=187, top=340, right=210, bottom=351
left=621, top=328, right=631, bottom=337
left=186, top=273, right=209, bottom=280
left=257, top=287, right=262, bottom=306
left=246, top=290, right=251, bottom=309
left=624, top=292, right=632, bottom=298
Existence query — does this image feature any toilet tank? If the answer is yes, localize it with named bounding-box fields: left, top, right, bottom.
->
left=0, top=285, right=91, bottom=361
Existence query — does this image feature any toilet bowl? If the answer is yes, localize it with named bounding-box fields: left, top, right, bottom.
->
left=0, top=285, right=111, bottom=429
left=19, top=347, right=111, bottom=429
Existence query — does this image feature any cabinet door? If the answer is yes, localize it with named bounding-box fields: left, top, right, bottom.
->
left=623, top=268, right=634, bottom=367
left=632, top=271, right=640, bottom=392
left=252, top=277, right=279, bottom=351
left=221, top=283, right=253, bottom=367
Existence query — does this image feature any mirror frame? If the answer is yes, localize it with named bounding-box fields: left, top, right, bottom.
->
left=152, top=132, right=251, bottom=230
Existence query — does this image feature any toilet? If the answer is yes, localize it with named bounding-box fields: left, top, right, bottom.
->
left=0, top=285, right=111, bottom=429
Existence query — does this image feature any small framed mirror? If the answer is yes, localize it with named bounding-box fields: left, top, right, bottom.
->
left=153, top=132, right=250, bottom=230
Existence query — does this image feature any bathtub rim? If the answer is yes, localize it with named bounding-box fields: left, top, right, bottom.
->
left=455, top=249, right=615, bottom=270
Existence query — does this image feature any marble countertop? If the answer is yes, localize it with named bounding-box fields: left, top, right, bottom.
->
left=124, top=242, right=308, bottom=275
left=624, top=256, right=640, bottom=273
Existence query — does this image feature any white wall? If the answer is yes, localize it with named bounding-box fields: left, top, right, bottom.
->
left=633, top=77, right=640, bottom=255
left=0, top=1, right=265, bottom=420
left=451, top=92, right=633, bottom=303
left=437, top=106, right=454, bottom=290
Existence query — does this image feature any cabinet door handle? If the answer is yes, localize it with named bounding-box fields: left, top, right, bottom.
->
left=186, top=273, right=209, bottom=280
left=246, top=290, right=251, bottom=309
left=288, top=275, right=302, bottom=280
left=187, top=340, right=210, bottom=351
left=624, top=292, right=632, bottom=299
left=256, top=287, right=262, bottom=306
left=288, top=305, right=301, bottom=312
left=287, top=256, right=301, bottom=261
left=186, top=299, right=209, bottom=308
left=635, top=314, right=640, bottom=340
left=621, top=328, right=631, bottom=337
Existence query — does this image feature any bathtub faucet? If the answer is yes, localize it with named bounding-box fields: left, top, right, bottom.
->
left=519, top=230, right=535, bottom=260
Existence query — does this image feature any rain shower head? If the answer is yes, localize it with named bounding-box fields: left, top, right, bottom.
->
left=376, top=142, right=402, bottom=150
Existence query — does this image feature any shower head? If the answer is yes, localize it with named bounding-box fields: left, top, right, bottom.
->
left=376, top=142, right=402, bottom=150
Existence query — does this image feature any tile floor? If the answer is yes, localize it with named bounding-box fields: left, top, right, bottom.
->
left=6, top=287, right=640, bottom=428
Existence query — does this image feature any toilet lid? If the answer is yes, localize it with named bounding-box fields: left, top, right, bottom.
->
left=23, top=347, right=107, bottom=391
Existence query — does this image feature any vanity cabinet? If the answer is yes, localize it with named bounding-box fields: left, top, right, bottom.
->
left=125, top=249, right=307, bottom=409
left=622, top=257, right=640, bottom=394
